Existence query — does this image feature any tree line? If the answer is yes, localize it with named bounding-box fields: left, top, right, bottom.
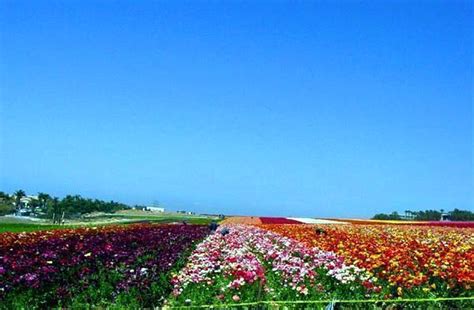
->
left=0, top=190, right=131, bottom=222
left=372, top=209, right=474, bottom=221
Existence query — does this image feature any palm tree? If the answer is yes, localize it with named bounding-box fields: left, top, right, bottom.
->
left=38, top=192, right=51, bottom=211
left=14, top=190, right=26, bottom=208
left=0, top=191, right=11, bottom=203
left=51, top=197, right=62, bottom=224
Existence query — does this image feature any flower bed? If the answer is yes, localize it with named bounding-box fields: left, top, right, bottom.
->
left=220, top=216, right=263, bottom=225
left=259, top=217, right=302, bottom=224
left=2, top=222, right=472, bottom=308
left=168, top=225, right=374, bottom=306
left=424, top=221, right=474, bottom=228
left=324, top=218, right=474, bottom=228
left=258, top=224, right=474, bottom=298
left=0, top=224, right=208, bottom=308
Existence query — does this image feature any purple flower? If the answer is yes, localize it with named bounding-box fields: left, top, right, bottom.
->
left=0, top=224, right=208, bottom=306
left=24, top=273, right=38, bottom=282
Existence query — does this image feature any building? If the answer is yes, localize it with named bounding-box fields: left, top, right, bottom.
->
left=19, top=195, right=39, bottom=208
left=440, top=213, right=450, bottom=221
left=177, top=210, right=195, bottom=215
left=148, top=206, right=165, bottom=213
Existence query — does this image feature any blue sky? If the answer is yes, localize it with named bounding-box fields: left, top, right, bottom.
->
left=0, top=1, right=472, bottom=218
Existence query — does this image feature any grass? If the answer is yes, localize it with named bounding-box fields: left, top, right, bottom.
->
left=132, top=216, right=214, bottom=225
left=0, top=223, right=66, bottom=233
left=0, top=215, right=216, bottom=233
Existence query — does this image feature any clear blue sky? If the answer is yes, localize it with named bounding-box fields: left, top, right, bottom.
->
left=0, top=1, right=472, bottom=218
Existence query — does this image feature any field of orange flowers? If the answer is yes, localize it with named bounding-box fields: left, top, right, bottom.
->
left=258, top=224, right=474, bottom=299
left=221, top=216, right=262, bottom=225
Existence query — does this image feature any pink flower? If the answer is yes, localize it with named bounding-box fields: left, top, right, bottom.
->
left=232, top=295, right=240, bottom=302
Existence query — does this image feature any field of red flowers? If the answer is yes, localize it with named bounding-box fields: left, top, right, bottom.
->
left=1, top=221, right=473, bottom=308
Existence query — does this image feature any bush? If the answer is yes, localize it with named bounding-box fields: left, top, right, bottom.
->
left=0, top=203, right=15, bottom=216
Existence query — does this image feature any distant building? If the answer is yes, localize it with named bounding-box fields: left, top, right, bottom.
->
left=19, top=195, right=38, bottom=208
left=440, top=213, right=450, bottom=221
left=148, top=206, right=165, bottom=213
left=17, top=208, right=31, bottom=216
left=177, top=210, right=195, bottom=215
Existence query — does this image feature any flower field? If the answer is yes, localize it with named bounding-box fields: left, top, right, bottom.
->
left=259, top=217, right=303, bottom=224
left=168, top=225, right=372, bottom=306
left=325, top=218, right=474, bottom=228
left=220, top=216, right=263, bottom=225
left=0, top=224, right=208, bottom=308
left=258, top=224, right=474, bottom=298
left=1, top=221, right=473, bottom=308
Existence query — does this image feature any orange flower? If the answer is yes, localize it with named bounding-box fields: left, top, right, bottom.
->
left=221, top=216, right=262, bottom=225
left=256, top=223, right=474, bottom=291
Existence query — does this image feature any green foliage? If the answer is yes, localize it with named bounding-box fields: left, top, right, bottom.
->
left=0, top=191, right=11, bottom=202
left=54, top=195, right=130, bottom=217
left=449, top=208, right=474, bottom=221
left=373, top=209, right=474, bottom=221
left=0, top=202, right=15, bottom=216
left=1, top=190, right=132, bottom=219
left=0, top=223, right=64, bottom=233
left=14, top=189, right=26, bottom=207
left=372, top=211, right=401, bottom=220
left=28, top=198, right=41, bottom=209
left=413, top=210, right=442, bottom=221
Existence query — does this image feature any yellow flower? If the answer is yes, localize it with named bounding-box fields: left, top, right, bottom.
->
left=397, top=287, right=403, bottom=296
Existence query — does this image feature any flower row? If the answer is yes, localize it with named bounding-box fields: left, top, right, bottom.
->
left=169, top=225, right=373, bottom=305
left=0, top=224, right=208, bottom=307
left=258, top=224, right=474, bottom=297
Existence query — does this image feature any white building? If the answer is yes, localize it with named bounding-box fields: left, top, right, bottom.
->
left=440, top=213, right=450, bottom=221
left=148, top=206, right=165, bottom=213
left=19, top=195, right=38, bottom=208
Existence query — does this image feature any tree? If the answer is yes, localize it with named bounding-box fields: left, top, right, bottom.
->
left=414, top=210, right=441, bottom=221
left=28, top=198, right=41, bottom=210
left=14, top=190, right=26, bottom=208
left=3, top=190, right=131, bottom=219
left=373, top=208, right=474, bottom=222
left=0, top=192, right=15, bottom=216
left=0, top=191, right=11, bottom=202
left=449, top=209, right=474, bottom=221
left=51, top=197, right=63, bottom=224
left=372, top=213, right=390, bottom=220
left=0, top=203, right=14, bottom=216
left=390, top=212, right=401, bottom=220
left=372, top=212, right=401, bottom=220
left=38, top=192, right=51, bottom=211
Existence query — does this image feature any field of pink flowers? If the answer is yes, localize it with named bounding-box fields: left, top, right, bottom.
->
left=167, top=225, right=375, bottom=306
